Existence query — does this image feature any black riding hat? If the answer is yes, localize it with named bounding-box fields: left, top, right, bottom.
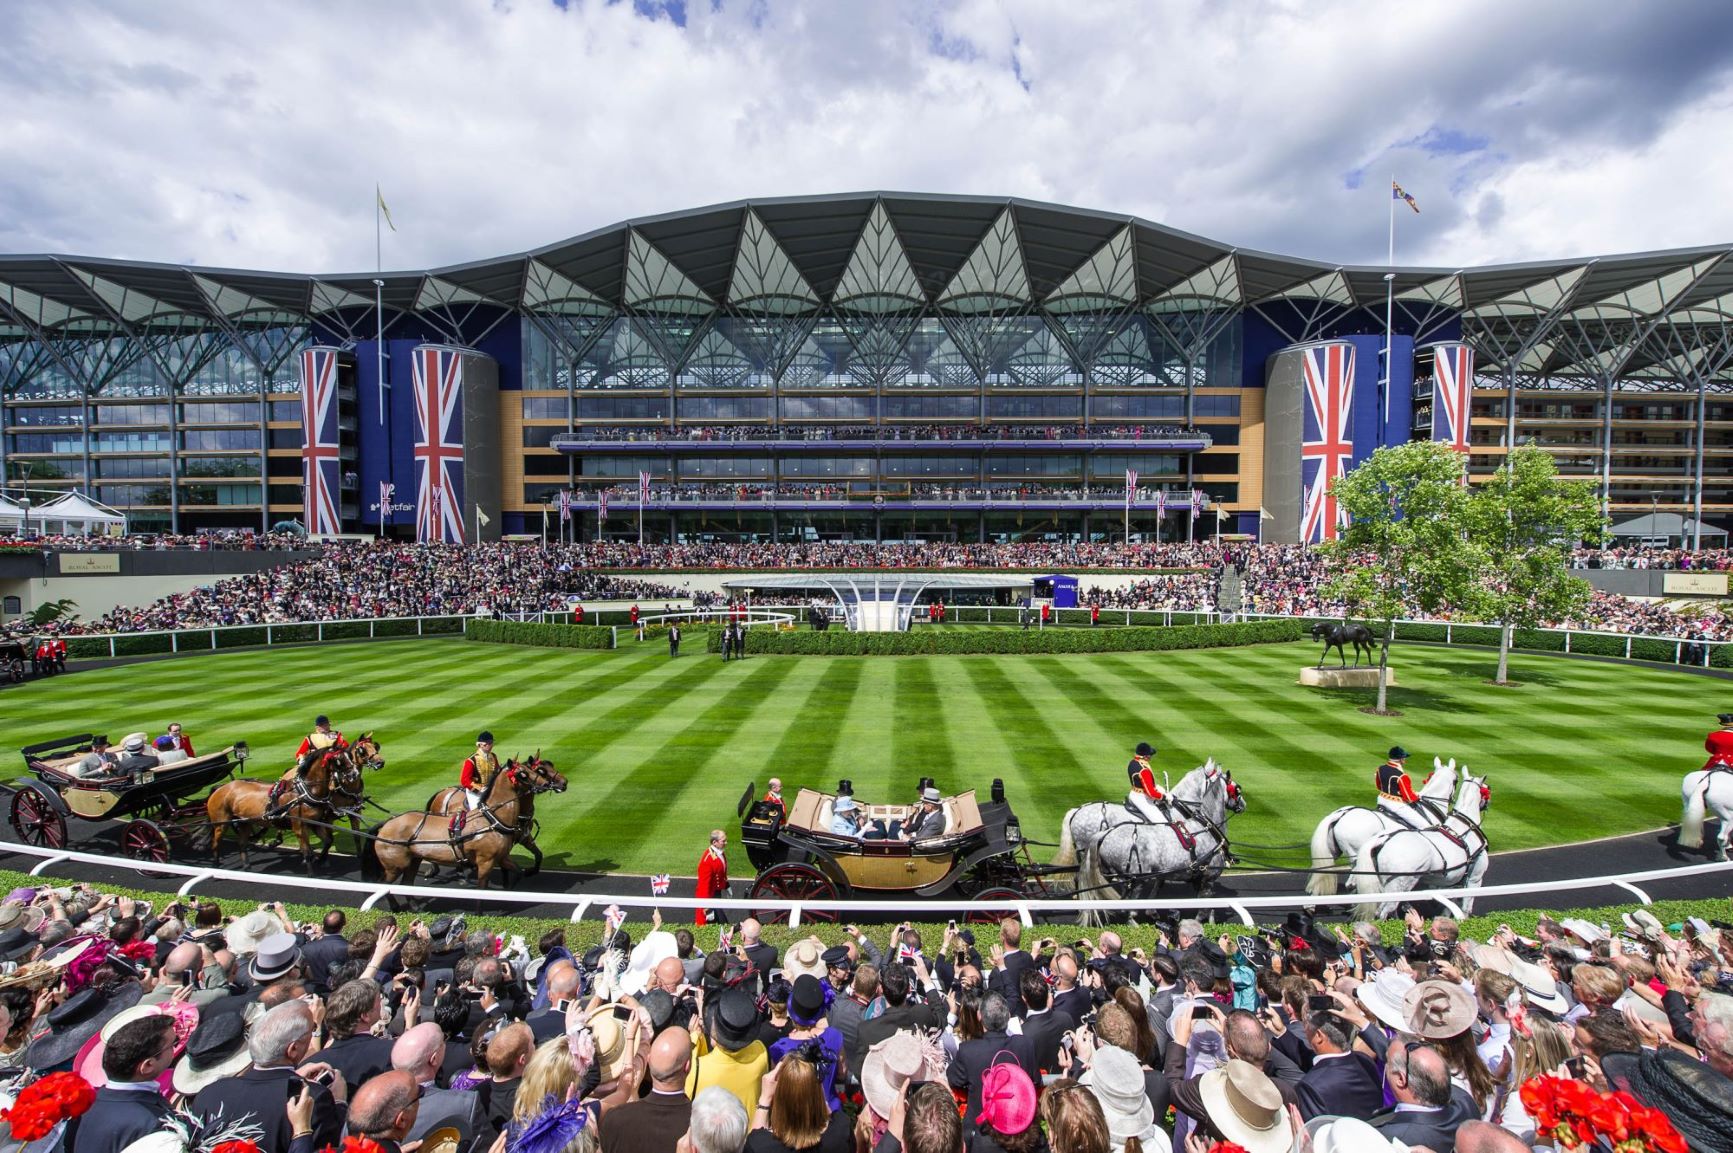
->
left=1719, top=713, right=1733, bottom=725
left=477, top=731, right=494, bottom=743
left=314, top=715, right=330, bottom=726
left=1388, top=746, right=1409, bottom=761
left=1135, top=742, right=1155, bottom=758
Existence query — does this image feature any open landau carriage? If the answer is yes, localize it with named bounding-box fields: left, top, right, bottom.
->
left=738, top=778, right=1058, bottom=922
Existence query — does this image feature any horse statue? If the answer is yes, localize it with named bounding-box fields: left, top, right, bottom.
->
left=373, top=755, right=567, bottom=891
left=1348, top=772, right=1492, bottom=918
left=1678, top=768, right=1733, bottom=859
left=206, top=734, right=384, bottom=872
left=425, top=752, right=564, bottom=875
left=1307, top=757, right=1461, bottom=896
left=1311, top=621, right=1376, bottom=668
left=1052, top=760, right=1247, bottom=918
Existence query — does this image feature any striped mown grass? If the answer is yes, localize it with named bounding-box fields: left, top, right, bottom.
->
left=3, top=636, right=1717, bottom=874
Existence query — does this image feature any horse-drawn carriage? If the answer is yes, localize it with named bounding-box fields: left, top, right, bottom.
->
left=738, top=779, right=1057, bottom=922
left=12, top=734, right=250, bottom=864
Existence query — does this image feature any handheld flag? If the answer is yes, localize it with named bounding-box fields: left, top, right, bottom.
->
left=377, top=186, right=397, bottom=231
left=1392, top=182, right=1419, bottom=214
left=718, top=923, right=735, bottom=951
left=650, top=873, right=671, bottom=896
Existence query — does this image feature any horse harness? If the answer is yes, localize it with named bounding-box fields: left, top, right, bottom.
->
left=1371, top=811, right=1487, bottom=878
left=1105, top=795, right=1232, bottom=881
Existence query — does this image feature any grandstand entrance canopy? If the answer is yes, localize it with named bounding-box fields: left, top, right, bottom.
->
left=722, top=572, right=1034, bottom=632
left=1608, top=512, right=1727, bottom=547
left=31, top=493, right=126, bottom=537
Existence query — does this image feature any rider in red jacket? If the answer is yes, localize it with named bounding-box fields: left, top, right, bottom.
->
left=1707, top=713, right=1733, bottom=770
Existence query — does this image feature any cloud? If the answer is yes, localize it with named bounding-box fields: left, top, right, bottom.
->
left=0, top=0, right=1729, bottom=277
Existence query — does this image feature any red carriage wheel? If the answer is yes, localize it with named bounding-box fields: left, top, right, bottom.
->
left=747, top=863, right=840, bottom=925
left=10, top=786, right=67, bottom=849
left=120, top=819, right=173, bottom=874
left=964, top=887, right=1024, bottom=924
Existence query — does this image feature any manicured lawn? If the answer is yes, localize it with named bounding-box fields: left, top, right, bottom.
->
left=4, top=637, right=1717, bottom=874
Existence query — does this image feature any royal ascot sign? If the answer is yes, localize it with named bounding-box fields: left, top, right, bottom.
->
left=1662, top=571, right=1729, bottom=596
left=57, top=554, right=121, bottom=575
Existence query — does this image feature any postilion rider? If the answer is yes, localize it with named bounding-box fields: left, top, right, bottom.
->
left=1706, top=713, right=1733, bottom=772
left=1126, top=741, right=1171, bottom=823
left=1375, top=745, right=1439, bottom=828
left=293, top=715, right=348, bottom=777
left=452, top=731, right=503, bottom=838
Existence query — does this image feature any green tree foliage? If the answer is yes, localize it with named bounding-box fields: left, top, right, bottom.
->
left=1320, top=442, right=1479, bottom=713
left=26, top=597, right=78, bottom=627
left=1463, top=444, right=1607, bottom=684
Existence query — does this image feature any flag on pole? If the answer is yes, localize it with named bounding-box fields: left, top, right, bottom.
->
left=1191, top=487, right=1203, bottom=510
left=639, top=471, right=652, bottom=503
left=475, top=505, right=490, bottom=527
left=1124, top=468, right=1137, bottom=506
left=1392, top=181, right=1419, bottom=214
left=650, top=873, right=671, bottom=896
left=1156, top=489, right=1167, bottom=518
left=598, top=490, right=609, bottom=521
left=558, top=490, right=572, bottom=523
left=377, top=186, right=397, bottom=231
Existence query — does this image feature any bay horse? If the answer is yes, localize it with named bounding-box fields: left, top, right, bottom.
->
left=424, top=752, right=564, bottom=875
left=206, top=734, right=384, bottom=872
left=374, top=755, right=565, bottom=891
left=1311, top=621, right=1377, bottom=668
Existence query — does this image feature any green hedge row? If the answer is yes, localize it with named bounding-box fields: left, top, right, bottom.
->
left=938, top=607, right=1213, bottom=628
left=717, top=618, right=1305, bottom=655
left=464, top=618, right=617, bottom=650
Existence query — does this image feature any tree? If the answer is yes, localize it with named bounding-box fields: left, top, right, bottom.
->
left=1320, top=441, right=1479, bottom=714
left=26, top=598, right=77, bottom=627
left=1463, top=443, right=1606, bottom=685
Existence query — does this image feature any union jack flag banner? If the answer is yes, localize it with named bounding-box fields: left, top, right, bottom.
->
left=597, top=489, right=609, bottom=521
left=412, top=347, right=467, bottom=544
left=639, top=471, right=652, bottom=503
left=299, top=348, right=342, bottom=535
left=1124, top=468, right=1137, bottom=505
left=1155, top=488, right=1167, bottom=518
left=558, top=490, right=572, bottom=523
left=1431, top=344, right=1474, bottom=453
left=650, top=873, right=671, bottom=896
left=1301, top=342, right=1356, bottom=544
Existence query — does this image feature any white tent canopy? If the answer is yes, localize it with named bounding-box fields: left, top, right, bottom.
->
left=0, top=495, right=23, bottom=533
left=1607, top=511, right=1728, bottom=546
left=30, top=492, right=127, bottom=537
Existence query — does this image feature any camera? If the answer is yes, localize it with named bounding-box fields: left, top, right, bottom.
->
left=1428, top=939, right=1454, bottom=961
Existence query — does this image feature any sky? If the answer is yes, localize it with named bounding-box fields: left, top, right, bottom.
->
left=2, top=0, right=1731, bottom=277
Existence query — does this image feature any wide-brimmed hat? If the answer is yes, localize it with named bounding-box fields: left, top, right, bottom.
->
left=1306, top=1114, right=1412, bottom=1153
left=920, top=787, right=942, bottom=804
left=1602, top=1046, right=1733, bottom=1153
left=711, top=988, right=759, bottom=1052
left=638, top=989, right=676, bottom=1034
left=1079, top=1046, right=1157, bottom=1143
left=1354, top=969, right=1417, bottom=1033
left=978, top=1061, right=1038, bottom=1135
left=833, top=796, right=858, bottom=813
left=1402, top=979, right=1477, bottom=1039
left=619, top=931, right=678, bottom=997
left=0, top=927, right=35, bottom=963
left=861, top=1033, right=944, bottom=1120
left=1469, top=943, right=1516, bottom=975
left=249, top=932, right=302, bottom=982
left=78, top=1000, right=200, bottom=1091
left=783, top=939, right=827, bottom=983
left=1621, top=909, right=1665, bottom=941
left=1508, top=956, right=1569, bottom=1015
left=172, top=1010, right=252, bottom=1095
left=227, top=910, right=278, bottom=955
left=788, top=975, right=826, bottom=1026
left=585, top=1005, right=634, bottom=1083
left=1559, top=918, right=1608, bottom=946
left=0, top=903, right=28, bottom=932
left=1198, top=1060, right=1288, bottom=1153
left=24, top=982, right=145, bottom=1070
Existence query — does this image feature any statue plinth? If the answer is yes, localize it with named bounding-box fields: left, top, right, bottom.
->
left=1299, top=666, right=1395, bottom=688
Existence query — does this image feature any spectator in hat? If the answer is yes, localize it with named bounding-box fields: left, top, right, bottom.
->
left=688, top=988, right=770, bottom=1120
left=828, top=796, right=866, bottom=838
left=948, top=992, right=1038, bottom=1138
left=1400, top=979, right=1495, bottom=1116
left=72, top=1015, right=178, bottom=1153
left=971, top=1060, right=1041, bottom=1153
left=768, top=976, right=843, bottom=1110
left=600, top=1028, right=692, bottom=1153
left=192, top=999, right=346, bottom=1152
left=172, top=1011, right=252, bottom=1098
left=1079, top=1045, right=1165, bottom=1152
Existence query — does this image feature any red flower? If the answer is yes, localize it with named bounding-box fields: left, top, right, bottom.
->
left=212, top=1142, right=264, bottom=1153
left=1207, top=1144, right=1252, bottom=1153
left=0, top=1072, right=96, bottom=1141
left=323, top=1138, right=391, bottom=1153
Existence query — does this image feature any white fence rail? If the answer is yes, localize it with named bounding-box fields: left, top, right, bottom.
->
left=2, top=839, right=1729, bottom=929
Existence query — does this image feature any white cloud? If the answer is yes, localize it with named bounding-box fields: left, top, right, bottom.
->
left=0, top=0, right=1728, bottom=274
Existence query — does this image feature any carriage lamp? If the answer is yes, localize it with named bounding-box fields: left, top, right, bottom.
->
left=234, top=741, right=250, bottom=761
left=991, top=778, right=1005, bottom=804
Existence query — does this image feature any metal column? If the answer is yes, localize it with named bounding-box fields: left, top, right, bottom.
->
left=1693, top=375, right=1707, bottom=550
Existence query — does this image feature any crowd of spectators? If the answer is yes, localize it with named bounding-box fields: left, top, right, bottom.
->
left=0, top=532, right=310, bottom=553
left=0, top=890, right=1723, bottom=1153
left=558, top=424, right=1202, bottom=444
left=572, top=485, right=1204, bottom=505
left=1572, top=547, right=1733, bottom=571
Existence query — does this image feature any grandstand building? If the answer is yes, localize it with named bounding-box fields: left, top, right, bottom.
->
left=1, top=193, right=1730, bottom=544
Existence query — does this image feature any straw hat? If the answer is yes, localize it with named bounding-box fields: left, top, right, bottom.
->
left=1559, top=918, right=1608, bottom=946
left=1079, top=1047, right=1160, bottom=1145
left=1508, top=957, right=1569, bottom=1015
left=1354, top=969, right=1417, bottom=1033
left=1307, top=1115, right=1412, bottom=1153
left=862, top=1033, right=943, bottom=1120
left=782, top=939, right=827, bottom=982
left=585, top=1005, right=634, bottom=1083
left=1197, top=1059, right=1289, bottom=1153
left=1402, top=979, right=1477, bottom=1039
left=1622, top=909, right=1664, bottom=941
left=172, top=1011, right=252, bottom=1096
left=77, top=1000, right=199, bottom=1091
left=226, top=910, right=278, bottom=955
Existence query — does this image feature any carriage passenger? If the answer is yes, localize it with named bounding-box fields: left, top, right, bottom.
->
left=830, top=795, right=866, bottom=838
left=153, top=735, right=189, bottom=765
left=114, top=733, right=161, bottom=773
left=74, top=734, right=120, bottom=778
left=900, top=786, right=947, bottom=840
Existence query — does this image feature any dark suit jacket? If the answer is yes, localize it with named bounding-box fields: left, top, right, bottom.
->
left=1019, top=1006, right=1076, bottom=1075
left=301, top=934, right=350, bottom=991
left=1371, top=1094, right=1477, bottom=1149
left=527, top=1004, right=576, bottom=1044
left=322, top=1032, right=395, bottom=1089
left=743, top=942, right=779, bottom=992
left=854, top=990, right=945, bottom=1055
left=404, top=1084, right=486, bottom=1153
left=947, top=1031, right=1039, bottom=1134
left=1296, top=1052, right=1384, bottom=1121
left=1052, top=986, right=1093, bottom=1022
left=988, top=950, right=1036, bottom=1013
left=193, top=1066, right=344, bottom=1153
left=600, top=1089, right=692, bottom=1153
left=71, top=1086, right=172, bottom=1153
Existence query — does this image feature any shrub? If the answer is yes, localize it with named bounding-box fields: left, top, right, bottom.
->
left=731, top=618, right=1304, bottom=656
left=465, top=618, right=616, bottom=650
left=214, top=627, right=268, bottom=650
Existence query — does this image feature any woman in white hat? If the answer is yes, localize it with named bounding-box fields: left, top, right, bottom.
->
left=857, top=1033, right=945, bottom=1151
left=1195, top=1059, right=1297, bottom=1153
left=1401, top=980, right=1494, bottom=1116
left=1079, top=1046, right=1165, bottom=1152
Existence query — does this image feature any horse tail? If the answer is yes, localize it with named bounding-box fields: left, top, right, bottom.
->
left=1680, top=773, right=1709, bottom=849
left=1307, top=811, right=1342, bottom=897
left=1052, top=807, right=1081, bottom=869
left=1349, top=837, right=1385, bottom=897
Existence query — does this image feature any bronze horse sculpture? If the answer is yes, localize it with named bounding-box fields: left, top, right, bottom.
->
left=206, top=734, right=384, bottom=871
left=374, top=754, right=566, bottom=892
left=1311, top=621, right=1376, bottom=668
left=424, top=751, right=562, bottom=875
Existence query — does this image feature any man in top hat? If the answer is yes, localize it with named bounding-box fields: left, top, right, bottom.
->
left=900, top=786, right=947, bottom=841
left=72, top=1014, right=179, bottom=1153
left=294, top=715, right=348, bottom=777
left=75, top=735, right=119, bottom=779
left=1374, top=746, right=1435, bottom=829
left=452, top=732, right=501, bottom=838
left=686, top=987, right=768, bottom=1119
left=1127, top=741, right=1171, bottom=823
left=1706, top=714, right=1733, bottom=770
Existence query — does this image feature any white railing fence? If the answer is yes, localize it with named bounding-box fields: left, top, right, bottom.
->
left=1, top=838, right=1728, bottom=930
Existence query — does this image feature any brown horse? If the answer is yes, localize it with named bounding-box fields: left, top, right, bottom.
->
left=207, top=734, right=384, bottom=871
left=374, top=755, right=564, bottom=890
left=425, top=752, right=565, bottom=874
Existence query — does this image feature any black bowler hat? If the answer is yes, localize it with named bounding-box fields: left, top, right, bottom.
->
left=1136, top=742, right=1155, bottom=758
left=477, top=731, right=494, bottom=744
left=821, top=945, right=853, bottom=971
left=1388, top=746, right=1409, bottom=761
left=315, top=715, right=329, bottom=726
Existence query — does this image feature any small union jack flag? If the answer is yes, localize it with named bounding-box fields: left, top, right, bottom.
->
left=718, top=923, right=735, bottom=951
left=650, top=873, right=671, bottom=896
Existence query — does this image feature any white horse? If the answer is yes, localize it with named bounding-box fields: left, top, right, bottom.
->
left=1348, top=772, right=1492, bottom=919
left=1053, top=760, right=1247, bottom=916
left=1679, top=770, right=1733, bottom=859
left=1307, top=757, right=1462, bottom=896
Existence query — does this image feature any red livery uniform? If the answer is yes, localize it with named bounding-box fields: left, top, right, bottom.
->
left=1707, top=725, right=1733, bottom=770
left=295, top=728, right=347, bottom=760
left=695, top=842, right=729, bottom=927
left=166, top=730, right=196, bottom=758
left=1375, top=759, right=1420, bottom=804
left=762, top=788, right=786, bottom=816
left=1128, top=757, right=1164, bottom=801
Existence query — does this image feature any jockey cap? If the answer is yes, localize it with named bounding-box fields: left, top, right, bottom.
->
left=1388, top=746, right=1409, bottom=761
left=1135, top=741, right=1155, bottom=758
left=477, top=731, right=494, bottom=744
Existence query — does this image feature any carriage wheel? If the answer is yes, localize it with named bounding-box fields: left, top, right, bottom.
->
left=748, top=864, right=839, bottom=925
left=10, top=786, right=67, bottom=849
left=964, top=887, right=1024, bottom=925
left=120, top=819, right=173, bottom=875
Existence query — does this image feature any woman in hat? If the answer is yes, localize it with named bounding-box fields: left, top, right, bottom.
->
left=746, top=1049, right=851, bottom=1153
left=1401, top=979, right=1495, bottom=1115
left=973, top=1061, right=1046, bottom=1153
left=1079, top=1046, right=1166, bottom=1152
left=857, top=1033, right=946, bottom=1152
left=767, top=977, right=843, bottom=1112
left=1496, top=1016, right=1572, bottom=1141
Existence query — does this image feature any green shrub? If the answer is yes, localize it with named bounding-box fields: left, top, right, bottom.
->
left=421, top=616, right=465, bottom=636
left=215, top=627, right=268, bottom=649
left=466, top=618, right=617, bottom=650
left=734, top=618, right=1304, bottom=656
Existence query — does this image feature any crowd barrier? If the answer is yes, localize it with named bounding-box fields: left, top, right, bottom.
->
left=2, top=838, right=1729, bottom=930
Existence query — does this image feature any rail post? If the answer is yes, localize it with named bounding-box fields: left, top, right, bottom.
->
left=171, top=632, right=178, bottom=654
left=210, top=630, right=216, bottom=650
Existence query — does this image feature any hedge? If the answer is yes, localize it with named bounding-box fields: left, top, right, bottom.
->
left=710, top=618, right=1306, bottom=656
left=465, top=618, right=617, bottom=650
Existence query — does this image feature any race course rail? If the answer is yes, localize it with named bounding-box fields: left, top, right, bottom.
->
left=2, top=839, right=1730, bottom=929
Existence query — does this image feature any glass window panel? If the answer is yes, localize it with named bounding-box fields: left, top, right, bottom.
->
left=269, top=427, right=304, bottom=449
left=780, top=395, right=875, bottom=421
left=522, top=426, right=565, bottom=448
left=678, top=458, right=773, bottom=479
left=3, top=405, right=84, bottom=426
left=180, top=429, right=261, bottom=451
left=881, top=456, right=979, bottom=477
left=880, top=394, right=978, bottom=420
left=578, top=455, right=664, bottom=478
left=1089, top=394, right=1186, bottom=421
left=1089, top=454, right=1181, bottom=477
left=269, top=401, right=302, bottom=421
left=7, top=433, right=88, bottom=454
left=778, top=456, right=873, bottom=478
left=521, top=396, right=570, bottom=420
left=677, top=396, right=773, bottom=421
left=524, top=455, right=568, bottom=476
left=985, top=394, right=1082, bottom=420
left=984, top=455, right=1082, bottom=477
left=575, top=395, right=670, bottom=421
left=95, top=431, right=175, bottom=452
left=94, top=404, right=171, bottom=425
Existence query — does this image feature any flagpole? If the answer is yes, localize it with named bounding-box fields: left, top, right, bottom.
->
left=1383, top=174, right=1396, bottom=435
